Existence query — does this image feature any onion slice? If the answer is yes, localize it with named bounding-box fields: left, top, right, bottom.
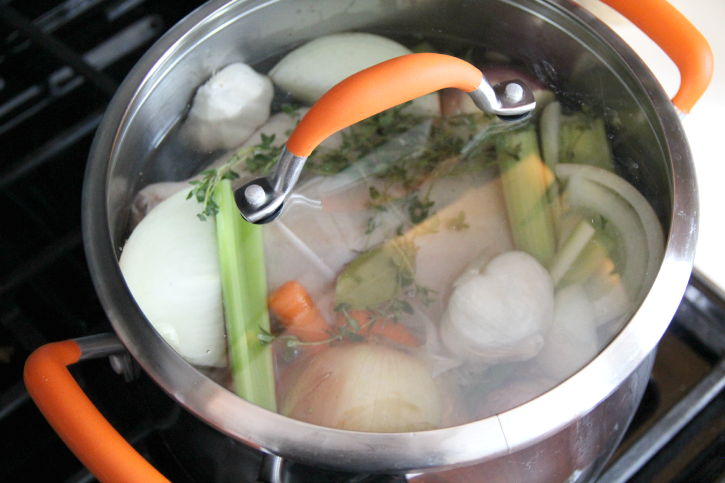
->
left=280, top=343, right=444, bottom=432
left=555, top=164, right=665, bottom=301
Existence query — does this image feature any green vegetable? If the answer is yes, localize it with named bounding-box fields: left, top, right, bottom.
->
left=558, top=233, right=610, bottom=288
left=559, top=113, right=614, bottom=172
left=497, top=125, right=557, bottom=267
left=306, top=106, right=495, bottom=228
left=555, top=163, right=665, bottom=300
left=538, top=101, right=614, bottom=172
left=188, top=135, right=280, bottom=220
left=335, top=238, right=417, bottom=310
left=214, top=179, right=276, bottom=411
left=539, top=101, right=561, bottom=170
left=548, top=219, right=595, bottom=286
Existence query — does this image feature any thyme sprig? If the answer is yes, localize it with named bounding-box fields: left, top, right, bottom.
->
left=187, top=133, right=280, bottom=219
left=307, top=104, right=498, bottom=230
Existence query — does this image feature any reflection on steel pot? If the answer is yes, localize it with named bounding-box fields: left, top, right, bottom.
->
left=24, top=0, right=712, bottom=482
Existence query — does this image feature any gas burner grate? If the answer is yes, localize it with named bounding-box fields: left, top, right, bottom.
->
left=598, top=272, right=725, bottom=483
left=0, top=1, right=203, bottom=481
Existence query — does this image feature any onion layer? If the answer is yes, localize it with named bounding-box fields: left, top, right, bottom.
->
left=280, top=343, right=443, bottom=432
left=119, top=190, right=226, bottom=367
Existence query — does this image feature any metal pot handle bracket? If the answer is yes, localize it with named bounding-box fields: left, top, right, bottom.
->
left=24, top=1, right=713, bottom=482
left=24, top=335, right=172, bottom=483
left=24, top=334, right=283, bottom=483
left=599, top=0, right=713, bottom=116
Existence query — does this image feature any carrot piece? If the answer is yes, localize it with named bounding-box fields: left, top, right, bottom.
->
left=336, top=310, right=420, bottom=347
left=267, top=281, right=331, bottom=342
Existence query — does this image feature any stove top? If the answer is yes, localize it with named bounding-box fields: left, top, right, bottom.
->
left=0, top=1, right=723, bottom=482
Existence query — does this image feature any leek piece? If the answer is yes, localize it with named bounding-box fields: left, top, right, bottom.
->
left=549, top=219, right=595, bottom=286
left=532, top=89, right=556, bottom=121
left=565, top=173, right=645, bottom=294
left=558, top=236, right=609, bottom=287
left=539, top=101, right=561, bottom=170
left=497, top=126, right=557, bottom=266
left=559, top=115, right=615, bottom=172
left=214, top=179, right=276, bottom=412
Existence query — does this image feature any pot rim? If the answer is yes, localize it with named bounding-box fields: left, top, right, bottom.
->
left=82, top=0, right=697, bottom=473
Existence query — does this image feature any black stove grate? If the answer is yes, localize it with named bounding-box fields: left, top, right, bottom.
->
left=0, top=1, right=204, bottom=481
left=0, top=1, right=723, bottom=483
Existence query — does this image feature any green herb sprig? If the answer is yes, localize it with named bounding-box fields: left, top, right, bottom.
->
left=188, top=134, right=280, bottom=220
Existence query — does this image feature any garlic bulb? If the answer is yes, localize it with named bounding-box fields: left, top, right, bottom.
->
left=182, top=62, right=274, bottom=151
left=280, top=343, right=444, bottom=432
left=440, top=251, right=554, bottom=363
left=119, top=189, right=226, bottom=367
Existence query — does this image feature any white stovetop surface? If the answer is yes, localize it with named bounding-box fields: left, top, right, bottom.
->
left=576, top=0, right=725, bottom=290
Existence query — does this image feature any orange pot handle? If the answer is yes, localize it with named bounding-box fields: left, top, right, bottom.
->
left=599, top=0, right=714, bottom=114
left=24, top=340, right=171, bottom=483
left=286, top=53, right=483, bottom=157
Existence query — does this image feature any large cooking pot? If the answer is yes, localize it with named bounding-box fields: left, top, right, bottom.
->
left=24, top=0, right=713, bottom=482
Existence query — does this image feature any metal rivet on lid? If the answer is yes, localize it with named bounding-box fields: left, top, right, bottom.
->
left=505, top=83, right=524, bottom=102
left=245, top=184, right=266, bottom=206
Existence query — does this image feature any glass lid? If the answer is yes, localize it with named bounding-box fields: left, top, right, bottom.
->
left=116, top=23, right=666, bottom=433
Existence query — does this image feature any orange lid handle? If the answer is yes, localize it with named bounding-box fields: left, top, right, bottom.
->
left=599, top=0, right=714, bottom=114
left=286, top=53, right=483, bottom=157
left=24, top=341, right=171, bottom=483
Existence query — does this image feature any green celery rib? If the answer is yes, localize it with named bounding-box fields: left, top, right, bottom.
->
left=559, top=115, right=615, bottom=172
left=548, top=219, right=595, bottom=286
left=497, top=125, right=557, bottom=267
left=214, top=179, right=276, bottom=412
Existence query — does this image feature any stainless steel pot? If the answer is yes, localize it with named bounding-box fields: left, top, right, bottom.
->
left=24, top=0, right=713, bottom=482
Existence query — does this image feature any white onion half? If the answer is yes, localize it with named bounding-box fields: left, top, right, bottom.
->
left=119, top=189, right=226, bottom=367
left=280, top=343, right=443, bottom=432
left=269, top=33, right=440, bottom=116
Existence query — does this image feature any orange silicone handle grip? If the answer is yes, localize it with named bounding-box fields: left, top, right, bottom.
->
left=600, top=0, right=713, bottom=113
left=286, top=53, right=483, bottom=157
left=24, top=341, right=171, bottom=483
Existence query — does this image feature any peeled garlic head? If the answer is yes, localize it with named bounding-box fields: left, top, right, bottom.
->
left=441, top=251, right=554, bottom=363
left=183, top=62, right=273, bottom=152
left=119, top=189, right=226, bottom=367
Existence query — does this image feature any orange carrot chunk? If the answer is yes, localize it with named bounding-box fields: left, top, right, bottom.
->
left=336, top=310, right=420, bottom=347
left=268, top=281, right=331, bottom=342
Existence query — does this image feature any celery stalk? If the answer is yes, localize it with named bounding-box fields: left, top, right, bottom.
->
left=214, top=179, right=276, bottom=412
left=497, top=126, right=557, bottom=267
left=558, top=237, right=609, bottom=287
left=539, top=101, right=561, bottom=170
left=548, top=219, right=595, bottom=286
left=559, top=115, right=615, bottom=172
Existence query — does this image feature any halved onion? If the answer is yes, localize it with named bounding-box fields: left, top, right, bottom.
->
left=280, top=342, right=444, bottom=432
left=119, top=189, right=226, bottom=367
